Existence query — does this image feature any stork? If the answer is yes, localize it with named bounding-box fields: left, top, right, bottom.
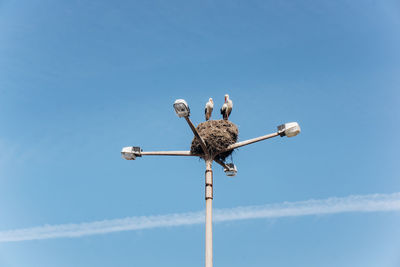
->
left=205, top=98, right=214, bottom=121
left=220, top=94, right=233, bottom=120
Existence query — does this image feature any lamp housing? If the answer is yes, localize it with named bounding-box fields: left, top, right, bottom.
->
left=224, top=163, right=237, bottom=177
left=173, top=99, right=190, bottom=117
left=277, top=122, right=301, bottom=137
left=121, top=146, right=142, bottom=160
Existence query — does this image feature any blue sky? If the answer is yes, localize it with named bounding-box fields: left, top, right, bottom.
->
left=0, top=0, right=399, bottom=266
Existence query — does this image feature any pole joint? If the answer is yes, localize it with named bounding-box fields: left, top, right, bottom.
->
left=205, top=185, right=213, bottom=199
left=205, top=163, right=213, bottom=200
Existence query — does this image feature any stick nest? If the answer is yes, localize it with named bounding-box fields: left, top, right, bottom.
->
left=190, top=120, right=238, bottom=161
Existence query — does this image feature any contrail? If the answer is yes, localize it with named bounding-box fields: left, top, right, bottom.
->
left=1, top=192, right=399, bottom=243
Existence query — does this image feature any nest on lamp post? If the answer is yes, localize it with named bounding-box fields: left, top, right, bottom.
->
left=190, top=119, right=238, bottom=161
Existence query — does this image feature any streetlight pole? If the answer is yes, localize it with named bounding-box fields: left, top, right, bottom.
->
left=205, top=159, right=213, bottom=267
left=121, top=99, right=301, bottom=267
left=181, top=105, right=214, bottom=267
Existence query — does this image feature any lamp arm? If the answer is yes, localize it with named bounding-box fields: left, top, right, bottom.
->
left=184, top=116, right=209, bottom=158
left=140, top=151, right=199, bottom=156
left=217, top=132, right=279, bottom=154
left=214, top=158, right=229, bottom=170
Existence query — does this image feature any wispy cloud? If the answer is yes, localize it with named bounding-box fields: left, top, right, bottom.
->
left=1, top=192, right=399, bottom=243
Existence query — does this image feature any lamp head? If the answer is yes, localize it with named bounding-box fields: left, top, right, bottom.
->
left=224, top=163, right=237, bottom=177
left=277, top=122, right=301, bottom=137
left=121, top=146, right=142, bottom=160
left=173, top=99, right=190, bottom=117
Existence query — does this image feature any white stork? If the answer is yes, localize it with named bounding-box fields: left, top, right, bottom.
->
left=205, top=98, right=214, bottom=121
left=220, top=94, right=233, bottom=120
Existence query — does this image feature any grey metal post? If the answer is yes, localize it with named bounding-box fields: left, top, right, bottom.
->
left=183, top=115, right=214, bottom=267
left=205, top=159, right=213, bottom=267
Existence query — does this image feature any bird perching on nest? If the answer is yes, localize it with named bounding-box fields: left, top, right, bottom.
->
left=205, top=98, right=214, bottom=121
left=220, top=94, right=233, bottom=120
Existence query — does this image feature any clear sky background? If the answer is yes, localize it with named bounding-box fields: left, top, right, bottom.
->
left=0, top=0, right=399, bottom=266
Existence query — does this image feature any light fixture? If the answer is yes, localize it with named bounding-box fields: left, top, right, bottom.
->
left=121, top=146, right=142, bottom=160
left=277, top=122, right=301, bottom=137
left=224, top=163, right=237, bottom=177
left=173, top=99, right=190, bottom=117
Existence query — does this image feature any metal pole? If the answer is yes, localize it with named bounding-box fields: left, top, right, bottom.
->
left=184, top=116, right=209, bottom=157
left=140, top=151, right=198, bottom=156
left=205, top=159, right=213, bottom=267
left=220, top=132, right=279, bottom=153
